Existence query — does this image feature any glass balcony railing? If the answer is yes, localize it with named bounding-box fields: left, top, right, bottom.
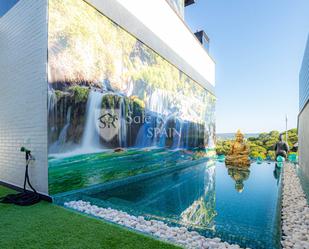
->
left=194, top=30, right=210, bottom=52
left=166, top=0, right=195, bottom=19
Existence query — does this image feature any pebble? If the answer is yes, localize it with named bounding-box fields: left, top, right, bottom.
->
left=281, top=163, right=309, bottom=249
left=64, top=200, right=243, bottom=248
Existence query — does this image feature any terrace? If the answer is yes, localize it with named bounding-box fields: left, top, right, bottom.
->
left=0, top=0, right=309, bottom=249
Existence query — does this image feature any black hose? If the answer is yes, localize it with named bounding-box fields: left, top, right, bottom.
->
left=0, top=152, right=40, bottom=206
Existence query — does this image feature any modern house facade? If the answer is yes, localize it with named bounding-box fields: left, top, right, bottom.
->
left=0, top=0, right=215, bottom=197
left=299, top=34, right=309, bottom=194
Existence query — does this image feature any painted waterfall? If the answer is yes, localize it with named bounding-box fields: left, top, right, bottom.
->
left=48, top=0, right=216, bottom=195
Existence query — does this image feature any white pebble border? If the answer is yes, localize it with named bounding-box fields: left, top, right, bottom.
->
left=64, top=200, right=245, bottom=249
left=281, top=163, right=309, bottom=249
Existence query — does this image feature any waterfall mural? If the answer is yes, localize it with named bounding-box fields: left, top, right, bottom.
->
left=48, top=0, right=216, bottom=195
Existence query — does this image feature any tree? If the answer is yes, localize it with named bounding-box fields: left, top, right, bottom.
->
left=216, top=129, right=298, bottom=161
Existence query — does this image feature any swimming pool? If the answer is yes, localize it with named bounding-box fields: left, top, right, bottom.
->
left=55, top=159, right=282, bottom=249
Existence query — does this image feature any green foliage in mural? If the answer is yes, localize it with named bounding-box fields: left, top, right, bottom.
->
left=49, top=0, right=136, bottom=85
left=68, top=86, right=90, bottom=104
left=48, top=0, right=215, bottom=126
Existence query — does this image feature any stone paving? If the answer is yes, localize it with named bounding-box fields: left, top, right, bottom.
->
left=281, top=163, right=309, bottom=249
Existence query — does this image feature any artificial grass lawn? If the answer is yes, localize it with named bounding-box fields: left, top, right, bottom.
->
left=0, top=186, right=180, bottom=249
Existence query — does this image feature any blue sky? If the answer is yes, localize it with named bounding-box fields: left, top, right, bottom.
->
left=186, top=0, right=309, bottom=133
left=0, top=0, right=18, bottom=17
left=1, top=1, right=308, bottom=133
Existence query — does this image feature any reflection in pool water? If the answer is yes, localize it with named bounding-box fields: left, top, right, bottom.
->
left=55, top=155, right=281, bottom=249
left=226, top=166, right=250, bottom=193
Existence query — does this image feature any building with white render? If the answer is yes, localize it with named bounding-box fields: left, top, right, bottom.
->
left=0, top=0, right=215, bottom=197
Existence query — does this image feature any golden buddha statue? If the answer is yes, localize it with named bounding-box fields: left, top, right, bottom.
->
left=225, top=130, right=250, bottom=167
left=227, top=166, right=250, bottom=193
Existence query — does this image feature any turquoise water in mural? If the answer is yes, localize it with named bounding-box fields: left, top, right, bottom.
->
left=48, top=148, right=210, bottom=194
left=54, top=157, right=281, bottom=249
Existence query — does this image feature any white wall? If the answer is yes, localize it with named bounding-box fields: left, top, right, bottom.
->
left=0, top=0, right=48, bottom=194
left=299, top=35, right=309, bottom=111
left=298, top=102, right=309, bottom=189
left=87, top=0, right=215, bottom=93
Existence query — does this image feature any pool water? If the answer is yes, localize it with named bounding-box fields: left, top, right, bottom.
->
left=214, top=162, right=281, bottom=249
left=56, top=159, right=282, bottom=249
